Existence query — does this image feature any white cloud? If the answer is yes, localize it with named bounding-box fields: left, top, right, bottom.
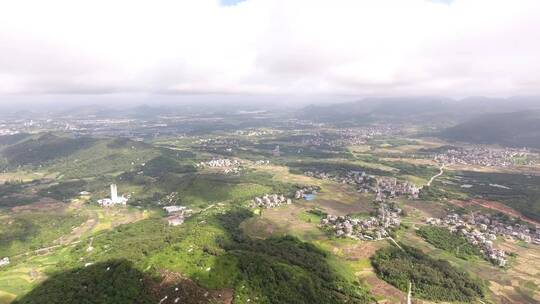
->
left=0, top=0, right=539, bottom=97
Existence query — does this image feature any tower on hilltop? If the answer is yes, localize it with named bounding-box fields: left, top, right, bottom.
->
left=111, top=184, right=118, bottom=201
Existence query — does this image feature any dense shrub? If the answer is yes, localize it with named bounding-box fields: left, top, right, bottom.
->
left=416, top=226, right=482, bottom=259
left=216, top=209, right=374, bottom=303
left=371, top=245, right=484, bottom=302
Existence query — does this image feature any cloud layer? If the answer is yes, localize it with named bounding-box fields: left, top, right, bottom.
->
left=1, top=0, right=539, bottom=97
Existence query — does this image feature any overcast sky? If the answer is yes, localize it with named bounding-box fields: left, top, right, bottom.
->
left=1, top=0, right=539, bottom=103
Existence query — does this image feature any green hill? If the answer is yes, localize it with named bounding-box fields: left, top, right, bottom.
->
left=1, top=134, right=96, bottom=167
left=440, top=110, right=540, bottom=148
left=298, top=97, right=540, bottom=127
left=12, top=259, right=155, bottom=304
left=0, top=134, right=162, bottom=179
left=0, top=133, right=31, bottom=146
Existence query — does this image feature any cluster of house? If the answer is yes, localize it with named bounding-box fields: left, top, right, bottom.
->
left=97, top=184, right=129, bottom=207
left=195, top=137, right=242, bottom=155
left=197, top=158, right=240, bottom=168
left=223, top=167, right=241, bottom=174
left=277, top=126, right=399, bottom=149
left=196, top=138, right=239, bottom=146
left=425, top=212, right=540, bottom=267
left=164, top=205, right=193, bottom=226
left=373, top=177, right=420, bottom=201
left=0, top=257, right=9, bottom=267
left=235, top=129, right=278, bottom=137
left=197, top=158, right=242, bottom=174
left=250, top=194, right=292, bottom=209
left=304, top=170, right=377, bottom=187
left=320, top=202, right=402, bottom=241
left=254, top=160, right=270, bottom=166
left=304, top=170, right=420, bottom=200
left=333, top=126, right=400, bottom=146
left=432, top=146, right=537, bottom=167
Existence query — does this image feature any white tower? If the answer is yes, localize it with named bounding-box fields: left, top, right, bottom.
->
left=110, top=184, right=118, bottom=202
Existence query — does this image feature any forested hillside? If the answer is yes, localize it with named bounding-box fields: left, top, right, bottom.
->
left=440, top=110, right=540, bottom=148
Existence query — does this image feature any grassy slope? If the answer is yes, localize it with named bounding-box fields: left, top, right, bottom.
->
left=0, top=211, right=86, bottom=257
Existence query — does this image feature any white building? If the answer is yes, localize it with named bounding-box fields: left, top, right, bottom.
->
left=97, top=184, right=128, bottom=207
left=0, top=257, right=9, bottom=267
left=163, top=206, right=187, bottom=214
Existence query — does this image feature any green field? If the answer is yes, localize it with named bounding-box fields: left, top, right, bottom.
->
left=1, top=127, right=540, bottom=303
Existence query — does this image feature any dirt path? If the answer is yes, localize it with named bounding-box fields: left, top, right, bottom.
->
left=12, top=240, right=81, bottom=259
left=426, top=164, right=445, bottom=187
left=387, top=237, right=403, bottom=251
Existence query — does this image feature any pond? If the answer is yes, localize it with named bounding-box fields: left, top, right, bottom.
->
left=303, top=194, right=317, bottom=201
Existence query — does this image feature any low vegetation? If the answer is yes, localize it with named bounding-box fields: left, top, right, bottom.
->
left=0, top=211, right=86, bottom=257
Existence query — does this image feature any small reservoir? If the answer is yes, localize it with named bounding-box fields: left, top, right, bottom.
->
left=303, top=194, right=317, bottom=201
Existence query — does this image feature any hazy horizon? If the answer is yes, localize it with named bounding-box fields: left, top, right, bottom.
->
left=1, top=0, right=540, bottom=105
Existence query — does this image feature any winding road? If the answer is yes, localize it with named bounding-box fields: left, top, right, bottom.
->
left=427, top=163, right=445, bottom=187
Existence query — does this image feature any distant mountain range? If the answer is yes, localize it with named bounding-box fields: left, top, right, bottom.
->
left=297, top=96, right=540, bottom=148
left=297, top=96, right=540, bottom=125
left=440, top=110, right=540, bottom=148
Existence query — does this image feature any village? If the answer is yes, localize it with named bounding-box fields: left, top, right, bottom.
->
left=235, top=128, right=279, bottom=137
left=425, top=212, right=540, bottom=267
left=196, top=158, right=242, bottom=174
left=332, top=125, right=401, bottom=146
left=320, top=201, right=403, bottom=241
left=250, top=186, right=320, bottom=209
left=304, top=170, right=420, bottom=199
left=250, top=194, right=291, bottom=209
left=431, top=146, right=537, bottom=167
left=276, top=126, right=401, bottom=149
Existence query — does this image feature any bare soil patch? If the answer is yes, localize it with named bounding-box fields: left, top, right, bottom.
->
left=342, top=241, right=384, bottom=260
left=315, top=198, right=373, bottom=216
left=147, top=270, right=233, bottom=304
left=359, top=271, right=406, bottom=303
left=402, top=200, right=447, bottom=219
left=258, top=203, right=325, bottom=240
